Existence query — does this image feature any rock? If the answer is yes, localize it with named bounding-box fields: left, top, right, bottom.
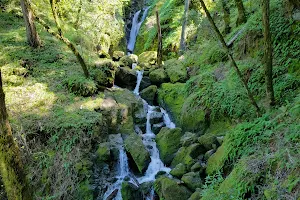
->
left=140, top=76, right=152, bottom=91
left=124, top=133, right=151, bottom=173
left=188, top=188, right=202, bottom=200
left=180, top=132, right=198, bottom=147
left=171, top=144, right=206, bottom=170
left=134, top=111, right=147, bottom=125
left=204, top=149, right=216, bottom=160
left=149, top=68, right=169, bottom=85
left=156, top=127, right=183, bottom=165
left=216, top=136, right=224, bottom=145
left=198, top=134, right=219, bottom=151
left=136, top=124, right=146, bottom=133
left=140, top=85, right=157, bottom=105
left=152, top=122, right=165, bottom=134
left=206, top=146, right=227, bottom=175
left=92, top=59, right=117, bottom=88
left=139, top=181, right=154, bottom=196
left=181, top=172, right=202, bottom=191
left=138, top=51, right=157, bottom=65
left=106, top=189, right=118, bottom=200
left=191, top=162, right=206, bottom=173
left=154, top=176, right=192, bottom=200
left=170, top=163, right=187, bottom=178
left=96, top=142, right=111, bottom=163
left=119, top=54, right=138, bottom=67
left=149, top=111, right=163, bottom=124
left=121, top=181, right=143, bottom=200
left=113, top=51, right=125, bottom=61
left=109, top=134, right=123, bottom=160
left=115, top=67, right=137, bottom=90
left=164, top=59, right=188, bottom=83
left=98, top=50, right=111, bottom=59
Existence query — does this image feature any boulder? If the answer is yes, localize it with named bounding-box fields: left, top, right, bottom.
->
left=119, top=54, right=138, bottom=67
left=198, top=134, right=219, bottom=151
left=204, top=149, right=216, bottom=160
left=134, top=112, right=147, bottom=125
left=191, top=162, right=206, bottom=173
left=152, top=122, right=165, bottom=134
left=181, top=172, right=203, bottom=191
left=121, top=181, right=143, bottom=200
left=115, top=67, right=137, bottom=90
left=140, top=85, right=157, bottom=105
left=149, top=68, right=169, bottom=85
left=98, top=50, right=111, bottom=59
left=124, top=133, right=151, bottom=173
left=164, top=59, right=188, bottom=83
left=93, top=59, right=117, bottom=88
left=170, top=163, right=187, bottom=178
left=149, top=111, right=163, bottom=124
left=180, top=132, right=198, bottom=147
left=154, top=176, right=192, bottom=200
left=140, top=76, right=152, bottom=91
left=156, top=127, right=183, bottom=165
left=188, top=188, right=202, bottom=200
left=96, top=142, right=111, bottom=163
left=206, top=146, right=227, bottom=175
left=138, top=51, right=157, bottom=65
left=113, top=51, right=125, bottom=61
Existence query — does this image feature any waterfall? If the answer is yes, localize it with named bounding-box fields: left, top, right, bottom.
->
left=127, top=7, right=150, bottom=53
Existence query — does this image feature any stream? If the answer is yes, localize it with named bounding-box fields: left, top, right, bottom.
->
left=102, top=6, right=175, bottom=200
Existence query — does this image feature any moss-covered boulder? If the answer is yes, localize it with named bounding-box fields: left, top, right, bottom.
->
left=181, top=172, right=203, bottom=191
left=124, top=133, right=151, bottom=173
left=64, top=75, right=97, bottom=97
left=164, top=59, right=188, bottom=83
left=140, top=85, right=157, bottom=105
left=93, top=59, right=117, bottom=88
left=171, top=143, right=205, bottom=169
left=98, top=50, right=111, bottom=59
left=188, top=188, right=202, bottom=200
left=96, top=142, right=111, bottom=163
left=119, top=54, right=138, bottom=67
left=140, top=76, right=152, bottom=91
left=198, top=134, right=219, bottom=151
left=138, top=51, right=157, bottom=65
left=115, top=67, right=137, bottom=90
left=180, top=132, right=198, bottom=147
left=206, top=145, right=227, bottom=175
left=154, top=176, right=192, bottom=200
left=121, top=181, right=143, bottom=200
left=149, top=111, right=164, bottom=124
left=112, top=51, right=125, bottom=61
left=156, top=127, right=183, bottom=165
left=149, top=68, right=169, bottom=85
left=152, top=122, right=165, bottom=135
left=170, top=163, right=187, bottom=178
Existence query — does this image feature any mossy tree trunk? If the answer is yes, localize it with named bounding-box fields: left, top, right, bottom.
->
left=199, top=0, right=261, bottom=115
left=179, top=0, right=190, bottom=55
left=221, top=0, right=231, bottom=34
left=50, top=0, right=62, bottom=35
left=20, top=0, right=41, bottom=48
left=156, top=9, right=163, bottom=66
left=234, top=0, right=247, bottom=26
left=74, top=0, right=83, bottom=29
left=262, top=0, right=275, bottom=106
left=0, top=70, right=32, bottom=200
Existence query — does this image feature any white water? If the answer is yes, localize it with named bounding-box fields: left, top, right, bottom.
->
left=127, top=7, right=150, bottom=53
left=133, top=70, right=143, bottom=95
left=160, top=108, right=176, bottom=129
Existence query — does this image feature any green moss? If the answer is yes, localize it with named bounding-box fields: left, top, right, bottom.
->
left=181, top=172, right=203, bottom=191
left=149, top=68, right=169, bottom=85
left=164, top=59, right=188, bottom=83
left=140, top=85, right=157, bottom=105
left=156, top=127, right=183, bottom=165
left=171, top=144, right=204, bottom=169
left=198, top=134, right=218, bottom=151
left=96, top=142, right=111, bottom=163
left=63, top=75, right=97, bottom=97
left=206, top=146, right=228, bottom=175
left=121, top=181, right=142, bottom=200
left=138, top=51, right=157, bottom=65
left=170, top=163, right=187, bottom=178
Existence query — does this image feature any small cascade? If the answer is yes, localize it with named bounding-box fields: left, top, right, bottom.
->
left=127, top=7, right=150, bottom=53
left=160, top=108, right=176, bottom=129
left=132, top=63, right=144, bottom=95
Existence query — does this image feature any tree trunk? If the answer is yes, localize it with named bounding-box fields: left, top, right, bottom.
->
left=234, top=0, right=247, bottom=26
left=50, top=0, right=62, bottom=35
left=0, top=70, right=32, bottom=200
left=221, top=0, right=231, bottom=34
left=262, top=0, right=275, bottom=106
left=179, top=0, right=190, bottom=55
left=20, top=0, right=41, bottom=48
left=74, top=0, right=83, bottom=29
left=199, top=0, right=261, bottom=115
left=156, top=10, right=163, bottom=66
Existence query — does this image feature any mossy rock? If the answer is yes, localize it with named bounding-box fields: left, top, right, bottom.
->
left=119, top=54, right=138, bottom=67
left=206, top=145, right=228, bottom=175
left=180, top=132, right=198, bottom=147
left=156, top=127, right=183, bottom=165
left=198, top=133, right=219, bottom=151
left=121, top=181, right=143, bottom=200
left=124, top=133, right=151, bottom=173
left=98, top=50, right=111, bottom=59
left=140, top=85, right=157, bottom=105
left=188, top=188, right=202, bottom=200
left=113, top=51, right=125, bottom=61
left=171, top=144, right=205, bottom=169
left=64, top=75, right=97, bottom=97
left=149, top=68, right=169, bottom=85
left=181, top=172, right=203, bottom=191
left=170, top=163, right=187, bottom=178
left=96, top=142, right=111, bottom=163
left=154, top=176, right=192, bottom=200
left=138, top=51, right=157, bottom=65
left=157, top=83, right=185, bottom=125
left=164, top=59, right=188, bottom=83
left=115, top=67, right=137, bottom=90
left=93, top=59, right=117, bottom=88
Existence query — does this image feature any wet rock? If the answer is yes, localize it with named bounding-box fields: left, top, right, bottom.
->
left=188, top=188, right=202, bottom=200
left=152, top=122, right=165, bottom=134
left=112, top=51, right=125, bottom=61
left=140, top=76, right=152, bottom=91
left=115, top=67, right=137, bottom=90
left=156, top=127, right=183, bottom=165
left=136, top=124, right=146, bottom=133
left=109, top=134, right=123, bottom=160
left=149, top=111, right=163, bottom=124
left=198, top=134, right=219, bottom=151
left=170, top=163, right=187, bottom=178
left=149, top=68, right=169, bottom=85
left=96, top=142, right=111, bottom=163
left=106, top=189, right=118, bottom=200
left=119, top=54, right=138, bottom=67
left=180, top=132, right=198, bottom=147
left=140, top=85, right=157, bottom=105
left=204, top=149, right=216, bottom=160
left=124, top=133, right=151, bottom=173
left=216, top=136, right=224, bottom=145
left=181, top=172, right=202, bottom=191
left=138, top=51, right=157, bottom=65
left=154, top=176, right=192, bottom=200
left=134, top=112, right=147, bottom=125
left=121, top=181, right=143, bottom=200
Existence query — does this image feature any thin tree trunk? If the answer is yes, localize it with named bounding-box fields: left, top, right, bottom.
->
left=74, top=0, right=83, bottom=29
left=0, top=70, right=32, bottom=200
left=50, top=0, right=62, bottom=35
left=262, top=0, right=275, bottom=106
left=199, top=0, right=261, bottom=115
left=20, top=0, right=41, bottom=48
left=156, top=10, right=163, bottom=66
left=31, top=5, right=90, bottom=78
left=179, top=0, right=190, bottom=55
left=234, top=0, right=247, bottom=26
left=221, top=0, right=231, bottom=34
